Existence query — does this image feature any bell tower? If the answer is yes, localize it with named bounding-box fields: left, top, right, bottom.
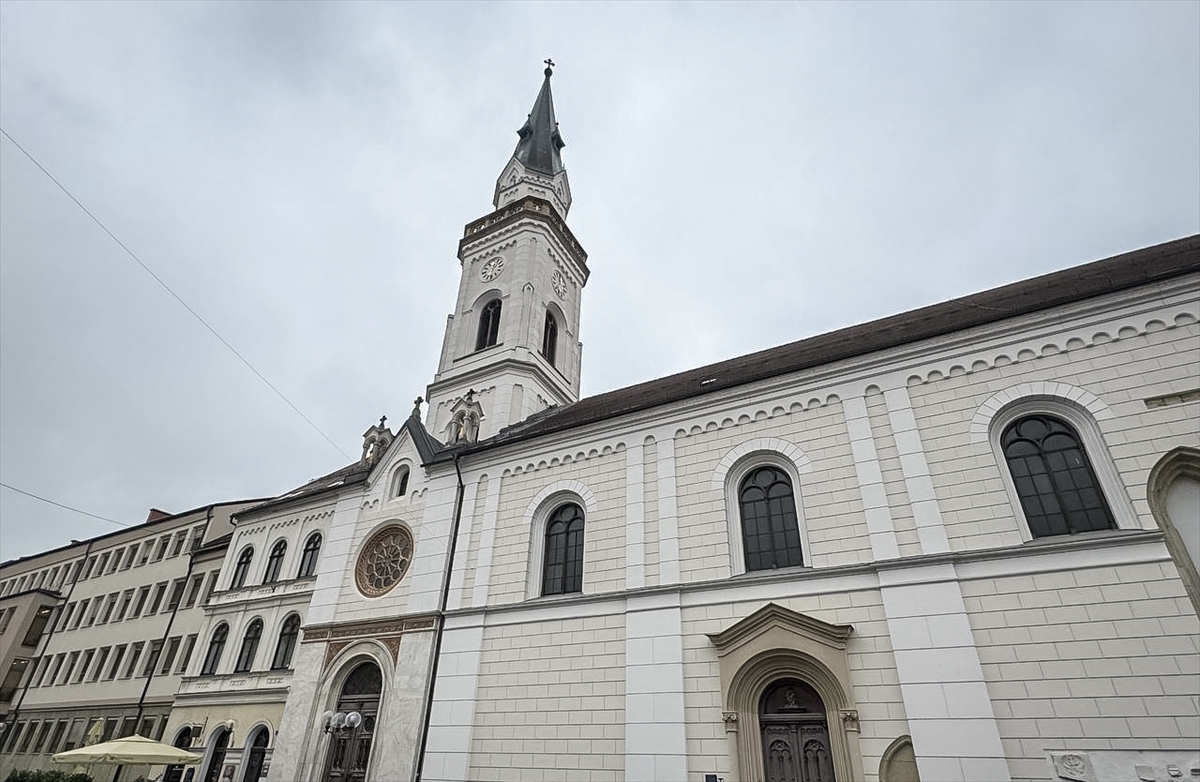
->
left=426, top=62, right=589, bottom=444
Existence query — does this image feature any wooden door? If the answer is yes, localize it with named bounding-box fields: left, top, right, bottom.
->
left=759, top=679, right=836, bottom=782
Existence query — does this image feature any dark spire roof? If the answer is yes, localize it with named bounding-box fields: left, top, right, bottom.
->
left=512, top=63, right=565, bottom=176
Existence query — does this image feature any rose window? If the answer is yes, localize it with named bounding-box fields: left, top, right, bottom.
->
left=355, top=526, right=413, bottom=597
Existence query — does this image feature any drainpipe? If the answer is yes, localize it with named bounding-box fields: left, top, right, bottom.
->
left=1, top=538, right=94, bottom=755
left=413, top=452, right=466, bottom=782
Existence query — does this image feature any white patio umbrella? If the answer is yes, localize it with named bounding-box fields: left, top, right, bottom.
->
left=51, top=734, right=202, bottom=766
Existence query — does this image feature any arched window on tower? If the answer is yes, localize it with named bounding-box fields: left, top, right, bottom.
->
left=234, top=618, right=263, bottom=673
left=1000, top=413, right=1115, bottom=537
left=739, top=466, right=803, bottom=571
left=297, top=533, right=322, bottom=578
left=475, top=299, right=502, bottom=350
left=541, top=311, right=558, bottom=366
left=271, top=614, right=301, bottom=670
left=263, top=540, right=287, bottom=584
left=200, top=623, right=228, bottom=675
left=542, top=503, right=584, bottom=596
left=392, top=465, right=410, bottom=498
left=230, top=547, right=254, bottom=589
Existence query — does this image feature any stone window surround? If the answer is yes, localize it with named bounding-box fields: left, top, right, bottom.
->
left=980, top=391, right=1138, bottom=542
left=523, top=479, right=597, bottom=600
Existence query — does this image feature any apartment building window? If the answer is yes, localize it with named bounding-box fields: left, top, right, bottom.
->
left=184, top=573, right=205, bottom=608
left=231, top=547, right=254, bottom=588
left=75, top=649, right=95, bottom=683
left=234, top=619, right=262, bottom=673
left=160, top=636, right=182, bottom=674
left=148, top=582, right=168, bottom=614
left=22, top=604, right=54, bottom=646
left=107, top=644, right=127, bottom=680
left=132, top=586, right=151, bottom=618
left=263, top=540, right=287, bottom=584
left=108, top=550, right=121, bottom=573
left=271, top=614, right=301, bottom=670
left=70, top=559, right=84, bottom=582
left=18, top=720, right=39, bottom=753
left=91, top=647, right=111, bottom=682
left=46, top=653, right=66, bottom=686
left=142, top=639, right=165, bottom=676
left=47, top=566, right=60, bottom=588
left=58, top=602, right=76, bottom=631
left=171, top=531, right=188, bottom=557
left=0, top=606, right=14, bottom=634
left=298, top=533, right=323, bottom=577
left=178, top=634, right=198, bottom=673
left=71, top=599, right=90, bottom=629
left=153, top=536, right=170, bottom=562
left=167, top=579, right=187, bottom=611
left=202, top=570, right=219, bottom=604
left=99, top=593, right=120, bottom=624
left=116, top=589, right=134, bottom=622
left=138, top=716, right=157, bottom=738
left=59, top=651, right=80, bottom=684
left=201, top=624, right=228, bottom=675
left=2, top=721, right=25, bottom=752
left=61, top=718, right=85, bottom=752
left=84, top=598, right=102, bottom=627
left=27, top=657, right=45, bottom=689
left=101, top=718, right=118, bottom=742
left=96, top=552, right=110, bottom=575
left=31, top=721, right=55, bottom=754
left=138, top=543, right=152, bottom=566
left=123, top=642, right=144, bottom=679
left=0, top=657, right=30, bottom=702
left=47, top=720, right=69, bottom=755
left=82, top=557, right=97, bottom=580
left=190, top=526, right=205, bottom=552
left=34, top=655, right=56, bottom=687
left=119, top=716, right=138, bottom=738
left=122, top=546, right=137, bottom=569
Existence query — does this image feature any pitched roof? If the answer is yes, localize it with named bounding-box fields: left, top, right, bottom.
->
left=435, top=234, right=1199, bottom=460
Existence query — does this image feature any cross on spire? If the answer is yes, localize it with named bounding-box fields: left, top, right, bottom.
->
left=543, top=58, right=555, bottom=76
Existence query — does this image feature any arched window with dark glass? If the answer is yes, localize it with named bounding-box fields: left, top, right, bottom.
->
left=230, top=547, right=254, bottom=589
left=542, top=503, right=584, bottom=596
left=1001, top=413, right=1115, bottom=537
left=740, top=466, right=803, bottom=572
left=234, top=618, right=262, bottom=673
left=271, top=614, right=301, bottom=670
left=200, top=624, right=228, bottom=675
left=263, top=540, right=287, bottom=584
left=475, top=299, right=502, bottom=350
left=298, top=533, right=322, bottom=578
left=392, top=466, right=410, bottom=498
left=541, top=311, right=558, bottom=366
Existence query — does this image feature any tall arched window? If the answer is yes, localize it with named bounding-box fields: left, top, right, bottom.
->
left=263, top=540, right=287, bottom=584
left=234, top=619, right=263, bottom=673
left=1001, top=413, right=1115, bottom=537
left=271, top=614, right=301, bottom=670
left=541, top=311, right=558, bottom=366
left=542, top=503, right=584, bottom=596
left=230, top=547, right=254, bottom=589
left=740, top=466, right=803, bottom=571
left=392, top=466, right=410, bottom=498
left=298, top=533, right=322, bottom=578
left=475, top=299, right=502, bottom=350
left=200, top=624, right=228, bottom=675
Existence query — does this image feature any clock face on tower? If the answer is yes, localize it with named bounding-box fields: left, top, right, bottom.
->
left=480, top=257, right=505, bottom=282
left=551, top=269, right=567, bottom=299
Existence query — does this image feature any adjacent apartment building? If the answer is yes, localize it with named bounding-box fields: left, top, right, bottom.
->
left=0, top=500, right=260, bottom=782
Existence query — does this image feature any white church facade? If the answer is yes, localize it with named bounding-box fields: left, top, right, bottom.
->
left=6, top=66, right=1195, bottom=782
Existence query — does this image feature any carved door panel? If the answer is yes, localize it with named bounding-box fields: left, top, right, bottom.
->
left=759, top=679, right=836, bottom=782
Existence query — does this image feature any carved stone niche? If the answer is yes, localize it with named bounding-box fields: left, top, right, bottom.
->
left=707, top=603, right=864, bottom=782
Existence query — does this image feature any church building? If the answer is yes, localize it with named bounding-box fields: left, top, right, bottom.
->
left=186, top=66, right=1197, bottom=782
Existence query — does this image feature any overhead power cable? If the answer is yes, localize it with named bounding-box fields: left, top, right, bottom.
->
left=0, top=481, right=132, bottom=528
left=0, top=127, right=352, bottom=461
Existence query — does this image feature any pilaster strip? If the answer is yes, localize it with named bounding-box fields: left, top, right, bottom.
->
left=470, top=477, right=503, bottom=607
left=656, top=437, right=681, bottom=584
left=883, top=385, right=950, bottom=554
left=626, top=443, right=646, bottom=589
left=842, top=395, right=901, bottom=560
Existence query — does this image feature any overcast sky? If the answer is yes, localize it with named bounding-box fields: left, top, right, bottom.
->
left=1, top=1, right=1197, bottom=562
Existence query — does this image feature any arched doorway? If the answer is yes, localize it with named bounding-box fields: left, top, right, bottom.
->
left=242, top=727, right=270, bottom=782
left=321, top=660, right=382, bottom=782
left=759, top=678, right=835, bottom=782
left=164, top=727, right=193, bottom=782
left=202, top=728, right=231, bottom=782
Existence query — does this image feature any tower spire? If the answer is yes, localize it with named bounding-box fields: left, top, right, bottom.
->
left=512, top=60, right=565, bottom=177
left=493, top=61, right=572, bottom=216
